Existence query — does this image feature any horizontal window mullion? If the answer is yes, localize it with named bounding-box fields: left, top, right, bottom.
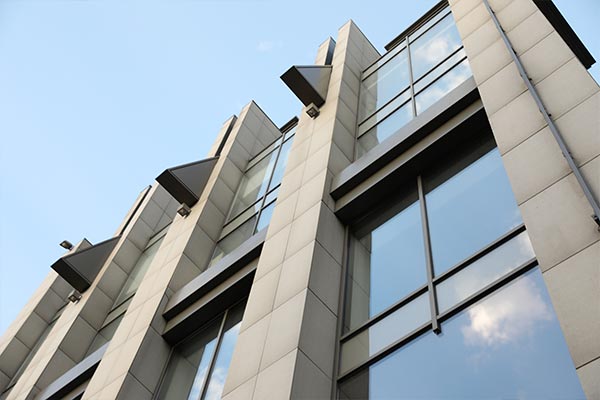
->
left=358, top=100, right=412, bottom=141
left=413, top=54, right=469, bottom=97
left=340, top=283, right=428, bottom=343
left=338, top=321, right=432, bottom=383
left=412, top=46, right=466, bottom=88
left=437, top=258, right=538, bottom=323
left=358, top=87, right=411, bottom=129
left=362, top=42, right=408, bottom=80
left=407, top=9, right=452, bottom=45
left=432, top=223, right=527, bottom=285
left=338, top=259, right=538, bottom=382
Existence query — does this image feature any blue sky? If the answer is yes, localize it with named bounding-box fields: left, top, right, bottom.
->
left=1, top=0, right=598, bottom=335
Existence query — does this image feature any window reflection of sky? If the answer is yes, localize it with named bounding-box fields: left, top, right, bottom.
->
left=426, top=149, right=523, bottom=276
left=340, top=270, right=585, bottom=400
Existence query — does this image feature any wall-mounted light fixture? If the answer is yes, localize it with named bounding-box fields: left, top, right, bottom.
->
left=306, top=103, right=320, bottom=119
left=177, top=203, right=192, bottom=218
left=59, top=240, right=74, bottom=250
left=67, top=289, right=82, bottom=303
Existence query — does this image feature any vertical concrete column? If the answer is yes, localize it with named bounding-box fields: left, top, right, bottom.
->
left=449, top=0, right=600, bottom=397
left=0, top=243, right=84, bottom=393
left=4, top=185, right=179, bottom=400
left=81, top=102, right=281, bottom=400
left=221, top=22, right=379, bottom=400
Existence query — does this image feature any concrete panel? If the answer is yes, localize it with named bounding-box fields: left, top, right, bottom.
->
left=478, top=61, right=527, bottom=116
left=298, top=290, right=337, bottom=378
left=555, top=92, right=600, bottom=167
left=259, top=290, right=306, bottom=370
left=129, top=328, right=171, bottom=395
left=494, top=0, right=537, bottom=32
left=468, top=38, right=512, bottom=85
left=257, top=225, right=291, bottom=279
left=489, top=91, right=547, bottom=155
left=240, top=267, right=281, bottom=332
left=290, top=350, right=331, bottom=400
left=535, top=58, right=599, bottom=120
left=273, top=244, right=314, bottom=309
left=502, top=126, right=570, bottom=204
left=520, top=31, right=574, bottom=85
left=544, top=241, right=600, bottom=368
left=253, top=350, right=296, bottom=400
left=223, top=315, right=270, bottom=395
left=506, top=10, right=554, bottom=55
left=520, top=163, right=600, bottom=270
left=456, top=3, right=490, bottom=39
left=462, top=19, right=501, bottom=59
left=577, top=357, right=600, bottom=400
left=222, top=376, right=257, bottom=400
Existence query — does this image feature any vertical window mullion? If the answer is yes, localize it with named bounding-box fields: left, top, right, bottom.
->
left=252, top=133, right=285, bottom=233
left=406, top=39, right=417, bottom=118
left=416, top=175, right=440, bottom=334
left=197, top=310, right=229, bottom=400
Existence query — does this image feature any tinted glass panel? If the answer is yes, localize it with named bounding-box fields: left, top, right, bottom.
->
left=409, top=13, right=462, bottom=80
left=340, top=293, right=429, bottom=374
left=356, top=101, right=413, bottom=157
left=202, top=304, right=244, bottom=400
left=255, top=201, right=275, bottom=233
left=339, top=270, right=585, bottom=400
left=228, top=150, right=277, bottom=219
left=157, top=318, right=221, bottom=400
left=425, top=149, right=522, bottom=276
left=361, top=48, right=409, bottom=120
left=210, top=217, right=256, bottom=265
left=115, top=236, right=164, bottom=304
left=346, top=188, right=427, bottom=330
left=437, top=231, right=535, bottom=312
left=268, top=137, right=293, bottom=190
left=415, top=58, right=471, bottom=114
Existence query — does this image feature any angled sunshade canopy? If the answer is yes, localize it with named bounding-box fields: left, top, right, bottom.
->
left=156, top=157, right=218, bottom=207
left=281, top=65, right=332, bottom=107
left=50, top=237, right=120, bottom=293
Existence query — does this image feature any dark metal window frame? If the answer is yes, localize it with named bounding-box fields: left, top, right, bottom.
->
left=154, top=298, right=247, bottom=400
left=357, top=6, right=467, bottom=142
left=338, top=231, right=537, bottom=383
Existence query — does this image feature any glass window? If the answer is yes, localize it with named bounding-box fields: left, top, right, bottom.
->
left=409, top=13, right=462, bottom=81
left=227, top=150, right=277, bottom=219
left=424, top=148, right=522, bottom=276
left=114, top=235, right=164, bottom=305
left=356, top=6, right=472, bottom=158
left=340, top=292, right=429, bottom=374
left=345, top=187, right=427, bottom=330
left=436, top=231, right=535, bottom=312
left=339, top=270, right=585, bottom=400
left=357, top=100, right=413, bottom=157
left=360, top=48, right=410, bottom=120
left=157, top=301, right=245, bottom=400
left=210, top=127, right=296, bottom=266
left=415, top=58, right=471, bottom=114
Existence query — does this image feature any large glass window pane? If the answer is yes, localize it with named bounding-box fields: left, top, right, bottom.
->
left=415, top=58, right=471, bottom=114
left=357, top=101, right=413, bottom=157
left=409, top=13, right=462, bottom=81
left=340, top=293, right=429, bottom=374
left=228, top=150, right=277, bottom=219
left=157, top=318, right=221, bottom=400
left=339, top=269, right=585, bottom=400
left=345, top=188, right=427, bottom=331
left=358, top=89, right=411, bottom=136
left=210, top=217, right=256, bottom=265
left=360, top=48, right=410, bottom=120
left=425, top=148, right=522, bottom=276
left=436, top=231, right=535, bottom=312
left=268, top=137, right=293, bottom=190
left=202, top=303, right=244, bottom=400
left=413, top=48, right=467, bottom=94
left=114, top=236, right=164, bottom=305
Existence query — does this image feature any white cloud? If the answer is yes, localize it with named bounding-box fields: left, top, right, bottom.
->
left=461, top=275, right=552, bottom=348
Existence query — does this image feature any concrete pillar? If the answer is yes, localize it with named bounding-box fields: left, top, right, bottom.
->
left=221, top=21, right=379, bottom=400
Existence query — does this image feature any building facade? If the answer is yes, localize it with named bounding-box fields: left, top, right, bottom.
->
left=1, top=0, right=599, bottom=399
